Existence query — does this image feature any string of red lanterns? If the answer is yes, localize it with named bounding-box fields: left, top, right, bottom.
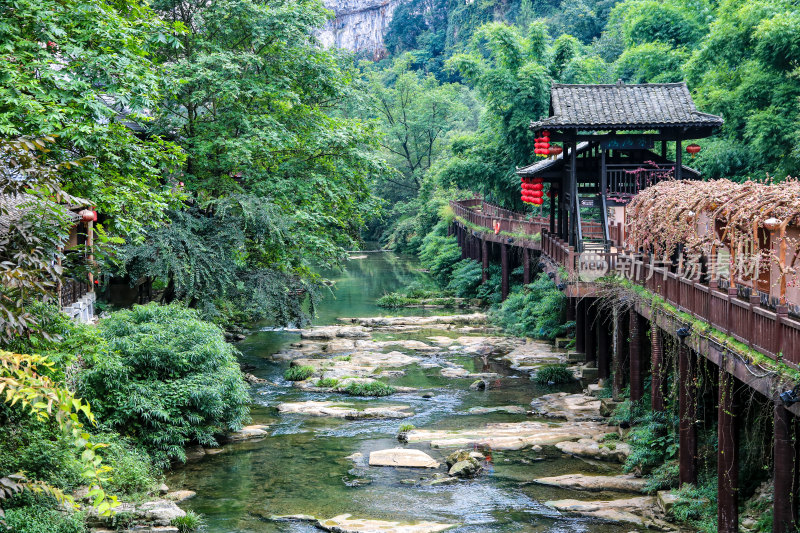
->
left=520, top=177, right=544, bottom=205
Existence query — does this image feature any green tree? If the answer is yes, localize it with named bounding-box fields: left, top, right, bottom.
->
left=0, top=0, right=184, bottom=241
left=362, top=55, right=473, bottom=203
left=77, top=304, right=250, bottom=467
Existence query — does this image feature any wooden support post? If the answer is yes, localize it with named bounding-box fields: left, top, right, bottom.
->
left=651, top=326, right=665, bottom=412
left=501, top=242, right=509, bottom=300
left=629, top=309, right=644, bottom=402
left=613, top=308, right=627, bottom=401
left=566, top=297, right=576, bottom=322
left=597, top=314, right=611, bottom=380
left=585, top=301, right=597, bottom=364
left=549, top=189, right=556, bottom=234
left=675, top=139, right=683, bottom=182
left=679, top=342, right=697, bottom=485
left=774, top=404, right=799, bottom=533
left=523, top=248, right=531, bottom=285
left=718, top=368, right=739, bottom=533
left=576, top=299, right=586, bottom=354
left=482, top=239, right=489, bottom=282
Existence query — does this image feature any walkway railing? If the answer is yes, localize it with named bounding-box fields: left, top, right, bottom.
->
left=451, top=198, right=800, bottom=366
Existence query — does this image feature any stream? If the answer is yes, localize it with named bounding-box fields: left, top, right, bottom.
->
left=167, top=251, right=642, bottom=532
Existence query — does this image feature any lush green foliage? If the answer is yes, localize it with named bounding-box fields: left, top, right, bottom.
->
left=171, top=510, right=203, bottom=532
left=0, top=0, right=184, bottom=240
left=492, top=275, right=569, bottom=339
left=77, top=304, right=250, bottom=467
left=285, top=365, right=315, bottom=382
left=344, top=381, right=396, bottom=397
left=622, top=410, right=677, bottom=475
left=0, top=496, right=85, bottom=533
left=533, top=364, right=574, bottom=385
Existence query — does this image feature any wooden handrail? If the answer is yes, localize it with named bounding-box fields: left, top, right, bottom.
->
left=450, top=197, right=800, bottom=365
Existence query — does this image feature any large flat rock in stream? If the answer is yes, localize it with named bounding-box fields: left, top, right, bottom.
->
left=277, top=401, right=412, bottom=419
left=530, top=393, right=603, bottom=421
left=534, top=473, right=648, bottom=493
left=337, top=314, right=487, bottom=327
left=555, top=438, right=631, bottom=463
left=300, top=326, right=371, bottom=339
left=545, top=497, right=676, bottom=530
left=368, top=448, right=440, bottom=468
left=501, top=340, right=565, bottom=369
left=406, top=421, right=612, bottom=450
left=318, top=514, right=456, bottom=533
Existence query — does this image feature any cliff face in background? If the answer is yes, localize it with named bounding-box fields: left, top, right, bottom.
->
left=318, top=0, right=400, bottom=59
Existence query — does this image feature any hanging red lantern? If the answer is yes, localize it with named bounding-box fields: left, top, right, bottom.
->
left=686, top=144, right=701, bottom=158
left=549, top=146, right=563, bottom=156
left=532, top=198, right=544, bottom=205
left=92, top=210, right=98, bottom=222
left=531, top=190, right=543, bottom=198
left=531, top=183, right=543, bottom=191
left=546, top=190, right=552, bottom=198
left=79, top=209, right=94, bottom=222
left=532, top=177, right=543, bottom=183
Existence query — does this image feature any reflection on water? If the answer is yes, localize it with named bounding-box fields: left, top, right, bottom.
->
left=167, top=252, right=640, bottom=532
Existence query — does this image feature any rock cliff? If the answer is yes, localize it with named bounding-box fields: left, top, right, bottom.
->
left=317, top=0, right=400, bottom=59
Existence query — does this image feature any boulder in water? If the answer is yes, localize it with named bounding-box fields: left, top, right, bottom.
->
left=368, top=448, right=440, bottom=468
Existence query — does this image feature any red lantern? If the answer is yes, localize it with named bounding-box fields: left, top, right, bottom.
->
left=686, top=144, right=701, bottom=158
left=92, top=210, right=98, bottom=222
left=549, top=146, right=563, bottom=156
left=532, top=198, right=543, bottom=205
left=532, top=177, right=543, bottom=183
left=531, top=190, right=543, bottom=198
left=531, top=183, right=543, bottom=191
left=79, top=209, right=94, bottom=222
left=546, top=190, right=552, bottom=198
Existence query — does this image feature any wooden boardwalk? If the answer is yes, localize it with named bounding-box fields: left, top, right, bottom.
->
left=450, top=197, right=800, bottom=533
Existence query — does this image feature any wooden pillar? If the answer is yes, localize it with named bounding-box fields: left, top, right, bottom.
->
left=481, top=239, right=489, bottom=282
left=661, top=140, right=667, bottom=159
left=575, top=299, right=586, bottom=354
left=501, top=242, right=509, bottom=300
left=679, top=342, right=698, bottom=486
left=718, top=368, right=739, bottom=533
left=675, top=139, right=683, bottom=182
left=613, top=308, right=627, bottom=401
left=566, top=297, right=576, bottom=322
left=522, top=247, right=531, bottom=285
left=585, top=301, right=597, bottom=365
left=651, top=326, right=665, bottom=412
left=774, top=404, right=799, bottom=533
left=569, top=141, right=577, bottom=247
left=629, top=309, right=644, bottom=402
left=549, top=189, right=556, bottom=234
left=597, top=314, right=611, bottom=380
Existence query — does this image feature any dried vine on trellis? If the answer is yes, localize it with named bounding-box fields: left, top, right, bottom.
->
left=626, top=179, right=800, bottom=301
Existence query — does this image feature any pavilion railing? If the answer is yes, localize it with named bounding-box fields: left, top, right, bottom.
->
left=450, top=197, right=800, bottom=366
left=60, top=278, right=90, bottom=308
left=606, top=163, right=676, bottom=201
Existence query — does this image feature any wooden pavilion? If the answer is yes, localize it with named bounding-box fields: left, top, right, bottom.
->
left=517, top=80, right=723, bottom=253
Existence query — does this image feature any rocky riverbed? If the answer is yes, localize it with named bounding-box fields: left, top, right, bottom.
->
left=153, top=308, right=686, bottom=533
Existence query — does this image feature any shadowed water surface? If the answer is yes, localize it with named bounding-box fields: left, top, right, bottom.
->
left=167, top=252, right=642, bottom=532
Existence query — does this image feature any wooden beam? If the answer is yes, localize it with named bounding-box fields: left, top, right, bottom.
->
left=679, top=342, right=698, bottom=486
left=598, top=313, right=611, bottom=380
left=629, top=309, right=645, bottom=402
left=481, top=239, right=489, bottom=282
left=501, top=242, right=509, bottom=300
left=651, top=326, right=666, bottom=412
left=613, top=308, right=627, bottom=401
left=773, top=404, right=799, bottom=533
left=718, top=367, right=739, bottom=533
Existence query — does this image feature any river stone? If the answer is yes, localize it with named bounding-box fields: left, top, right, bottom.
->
left=337, top=314, right=487, bottom=327
left=467, top=406, right=527, bottom=415
left=555, top=438, right=631, bottom=463
left=448, top=459, right=481, bottom=478
left=406, top=420, right=612, bottom=450
left=317, top=514, right=456, bottom=532
left=300, top=326, right=370, bottom=340
left=545, top=497, right=675, bottom=530
left=533, top=474, right=647, bottom=493
left=368, top=448, right=440, bottom=468
left=277, top=401, right=412, bottom=419
left=657, top=491, right=679, bottom=514
left=530, top=393, right=603, bottom=421
left=165, top=490, right=196, bottom=502
left=137, top=500, right=186, bottom=525
left=502, top=341, right=565, bottom=371
left=224, top=424, right=269, bottom=442
left=184, top=445, right=206, bottom=461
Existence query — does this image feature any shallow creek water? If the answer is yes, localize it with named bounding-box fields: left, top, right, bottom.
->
left=167, top=252, right=642, bottom=532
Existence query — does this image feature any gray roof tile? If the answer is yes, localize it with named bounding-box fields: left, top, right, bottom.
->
left=530, top=81, right=723, bottom=130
